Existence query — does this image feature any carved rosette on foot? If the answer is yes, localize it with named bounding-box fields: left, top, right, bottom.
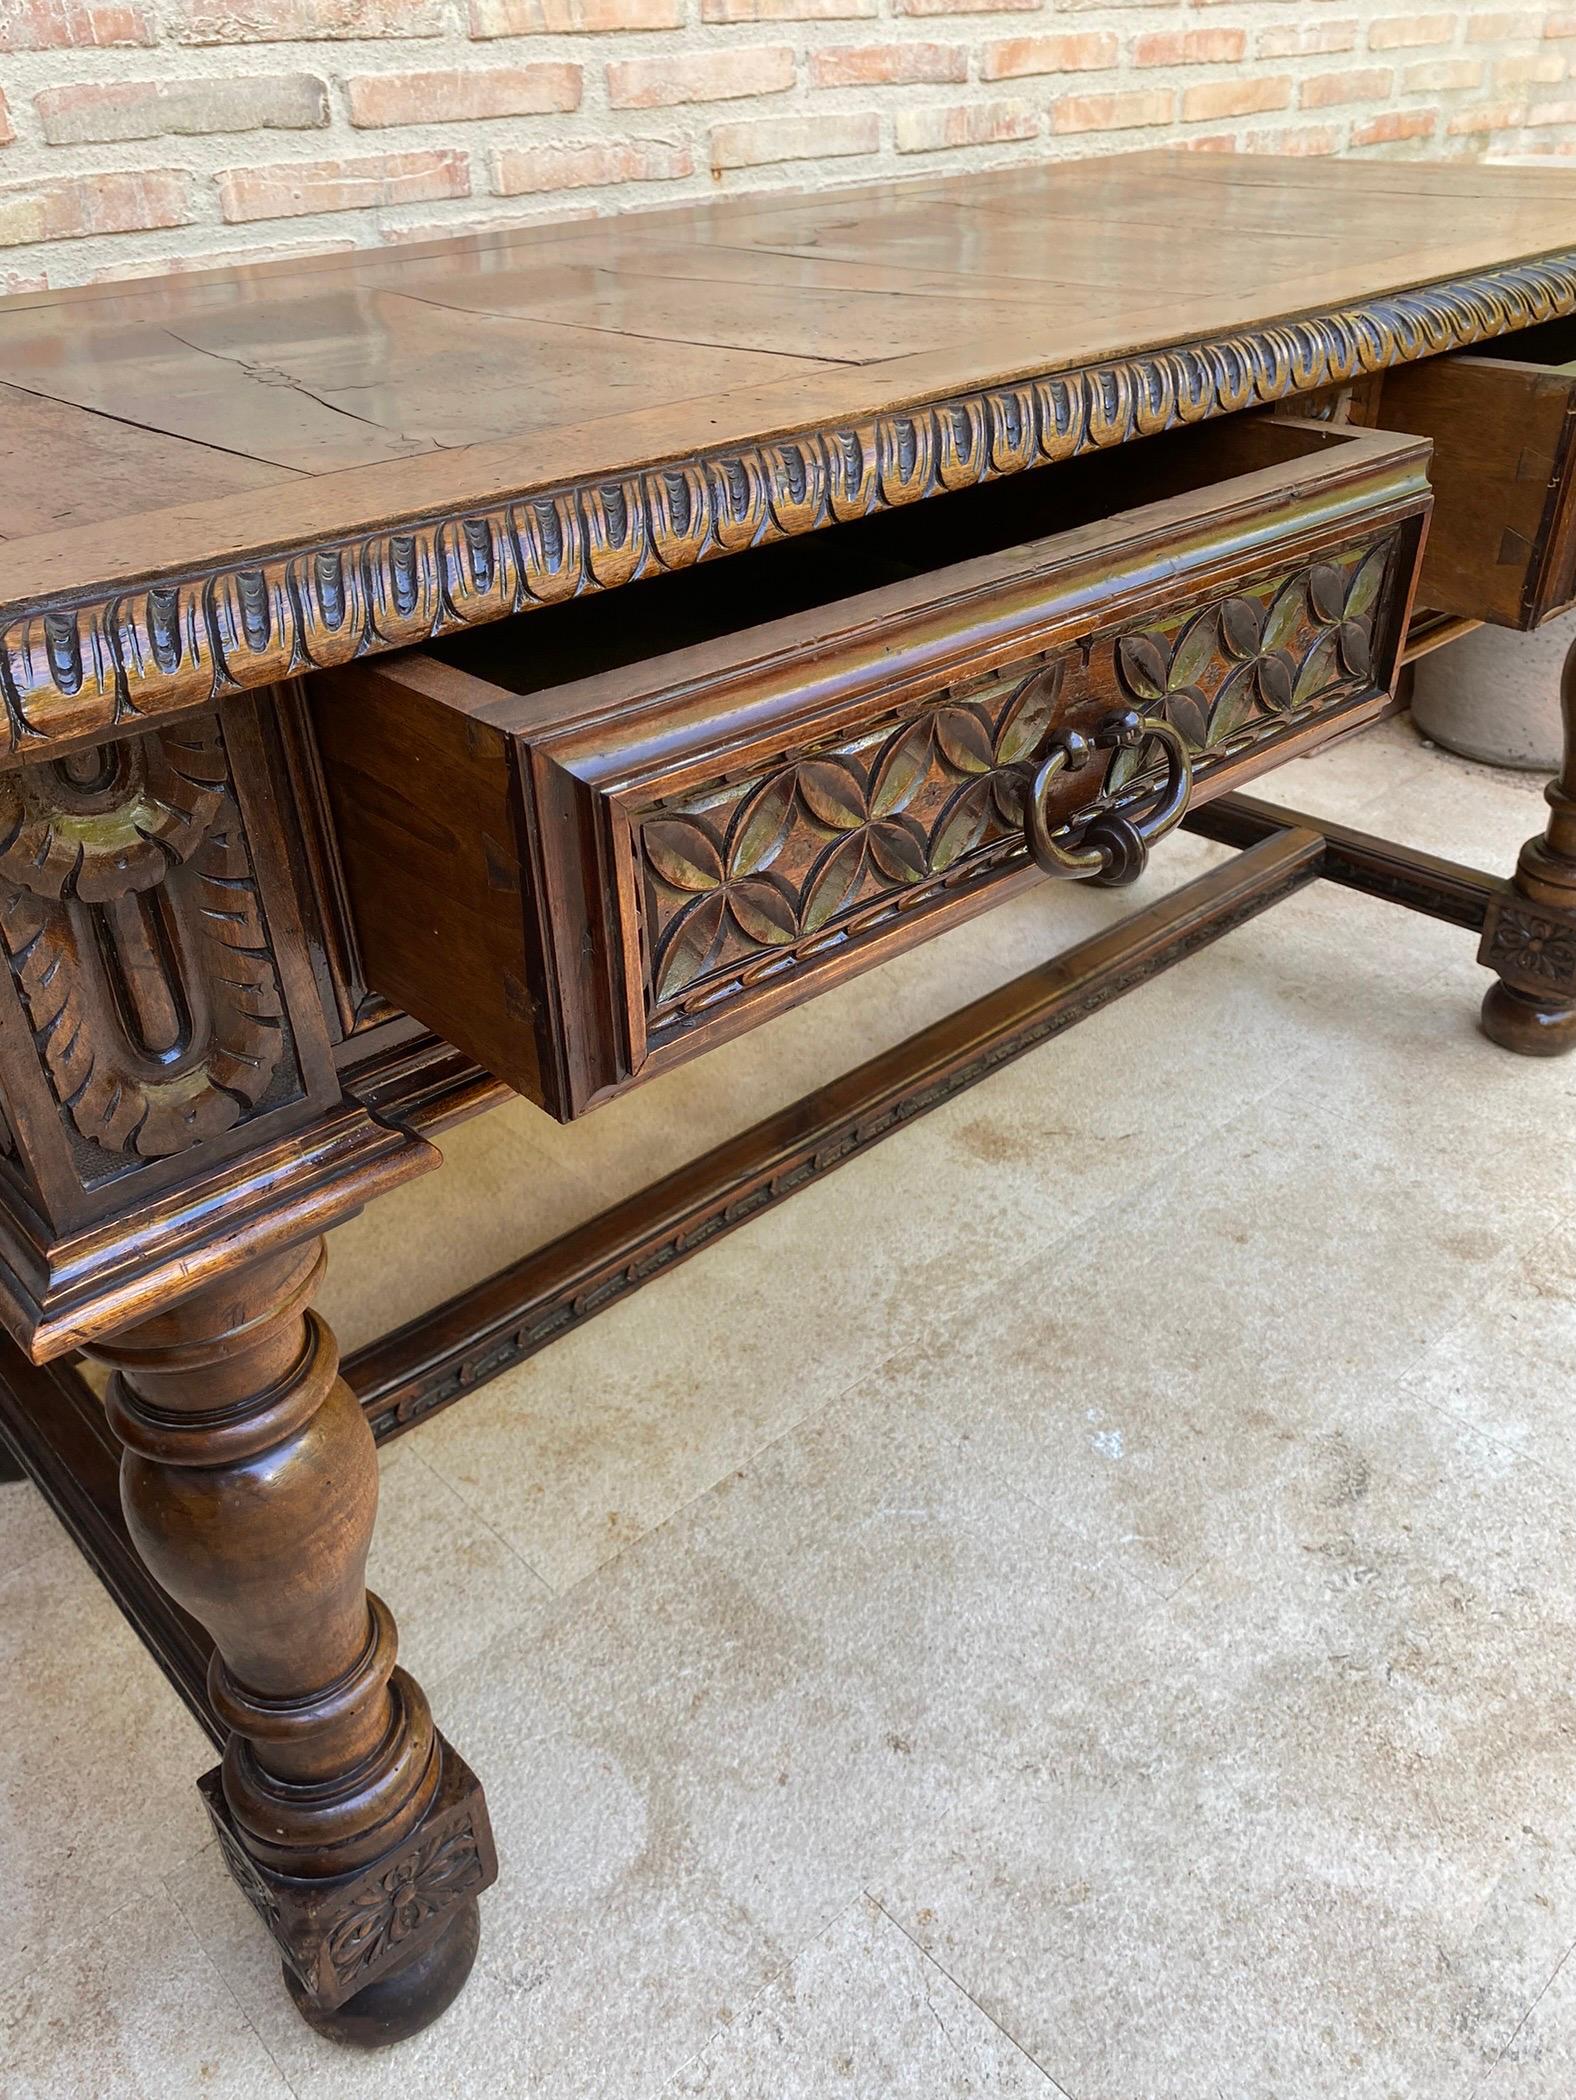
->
left=92, top=1239, right=495, bottom=2047
left=1480, top=631, right=1576, bottom=1055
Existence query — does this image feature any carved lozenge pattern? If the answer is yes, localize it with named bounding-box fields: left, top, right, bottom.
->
left=0, top=719, right=290, bottom=1165
left=637, top=532, right=1397, bottom=1029
left=1, top=251, right=1571, bottom=755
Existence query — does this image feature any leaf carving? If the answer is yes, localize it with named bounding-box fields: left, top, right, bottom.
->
left=994, top=666, right=1060, bottom=765
left=1307, top=562, right=1345, bottom=626
left=869, top=718, right=934, bottom=817
left=1256, top=650, right=1295, bottom=714
left=1169, top=610, right=1218, bottom=694
left=1344, top=544, right=1388, bottom=620
left=654, top=889, right=726, bottom=1000
left=797, top=758, right=867, bottom=832
left=1116, top=632, right=1169, bottom=704
left=728, top=771, right=797, bottom=878
left=801, top=830, right=869, bottom=931
left=933, top=705, right=995, bottom=777
left=1164, top=688, right=1208, bottom=751
left=930, top=779, right=993, bottom=871
left=727, top=875, right=798, bottom=945
left=644, top=818, right=723, bottom=893
left=868, top=817, right=929, bottom=885
left=1336, top=617, right=1372, bottom=680
left=1220, top=596, right=1264, bottom=661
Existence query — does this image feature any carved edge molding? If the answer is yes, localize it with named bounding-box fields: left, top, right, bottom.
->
left=3, top=248, right=1575, bottom=758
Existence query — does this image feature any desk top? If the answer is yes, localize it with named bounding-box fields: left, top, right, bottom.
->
left=3, top=147, right=1576, bottom=760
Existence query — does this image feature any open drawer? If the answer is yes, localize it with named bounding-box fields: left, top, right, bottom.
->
left=1372, top=314, right=1576, bottom=630
left=309, top=417, right=1429, bottom=1119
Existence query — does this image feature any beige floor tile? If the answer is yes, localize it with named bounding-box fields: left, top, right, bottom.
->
left=877, top=1398, right=1576, bottom=2100
left=0, top=1529, right=211, bottom=1997
left=1389, top=1217, right=1576, bottom=1486
left=1, top=1884, right=290, bottom=2100
left=0, top=1476, right=68, bottom=1584
left=366, top=1442, right=553, bottom=1689
left=1480, top=1945, right=1576, bottom=2096
left=662, top=1896, right=1066, bottom=2097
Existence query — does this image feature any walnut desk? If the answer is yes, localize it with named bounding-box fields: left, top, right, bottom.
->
left=2, top=149, right=1576, bottom=2048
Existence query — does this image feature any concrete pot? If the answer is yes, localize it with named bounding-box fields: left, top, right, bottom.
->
left=1412, top=606, right=1576, bottom=772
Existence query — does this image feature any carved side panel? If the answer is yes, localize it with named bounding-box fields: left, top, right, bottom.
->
left=0, top=716, right=304, bottom=1193
left=634, top=532, right=1399, bottom=1036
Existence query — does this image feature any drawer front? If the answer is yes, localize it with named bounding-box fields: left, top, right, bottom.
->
left=1374, top=320, right=1576, bottom=630
left=311, top=424, right=1429, bottom=1120
left=632, top=529, right=1400, bottom=1042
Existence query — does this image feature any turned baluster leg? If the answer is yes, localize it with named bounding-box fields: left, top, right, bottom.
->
left=89, top=1238, right=495, bottom=2049
left=1480, top=630, right=1576, bottom=1055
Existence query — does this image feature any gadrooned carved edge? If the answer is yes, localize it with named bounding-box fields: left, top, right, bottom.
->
left=5, top=246, right=1576, bottom=757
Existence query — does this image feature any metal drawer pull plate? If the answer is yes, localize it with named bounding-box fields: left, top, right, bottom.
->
left=1023, top=708, right=1193, bottom=887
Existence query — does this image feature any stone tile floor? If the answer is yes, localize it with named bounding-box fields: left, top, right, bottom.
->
left=4, top=716, right=1576, bottom=2097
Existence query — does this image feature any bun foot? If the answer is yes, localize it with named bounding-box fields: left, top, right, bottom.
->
left=286, top=1898, right=481, bottom=2050
left=1480, top=980, right=1576, bottom=1057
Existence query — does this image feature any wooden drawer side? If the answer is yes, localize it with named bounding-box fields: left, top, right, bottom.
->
left=308, top=663, right=556, bottom=1110
left=1376, top=351, right=1576, bottom=628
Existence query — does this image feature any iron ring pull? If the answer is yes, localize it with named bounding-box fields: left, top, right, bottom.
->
left=1023, top=707, right=1193, bottom=888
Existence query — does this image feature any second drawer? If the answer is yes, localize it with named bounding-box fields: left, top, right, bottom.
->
left=310, top=416, right=1430, bottom=1119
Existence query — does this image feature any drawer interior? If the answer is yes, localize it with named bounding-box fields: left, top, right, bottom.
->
left=1468, top=313, right=1576, bottom=375
left=428, top=417, right=1360, bottom=702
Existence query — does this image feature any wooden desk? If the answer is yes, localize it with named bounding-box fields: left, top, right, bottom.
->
left=3, top=149, right=1576, bottom=2049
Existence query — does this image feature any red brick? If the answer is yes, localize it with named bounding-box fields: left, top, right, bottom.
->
left=1257, top=21, right=1357, bottom=58
left=607, top=46, right=795, bottom=108
left=1245, top=122, right=1341, bottom=156
left=1133, top=27, right=1245, bottom=67
left=1402, top=57, right=1484, bottom=91
left=1524, top=96, right=1576, bottom=124
left=895, top=0, right=1038, bottom=17
left=218, top=148, right=469, bottom=224
left=1351, top=107, right=1438, bottom=145
left=1180, top=133, right=1236, bottom=154
left=894, top=98, right=1038, bottom=151
left=171, top=0, right=440, bottom=39
left=469, top=0, right=679, bottom=29
left=35, top=73, right=328, bottom=143
left=1050, top=87, right=1175, bottom=134
left=980, top=31, right=1115, bottom=78
left=709, top=111, right=879, bottom=168
left=346, top=65, right=579, bottom=127
left=1496, top=52, right=1566, bottom=87
left=705, top=0, right=872, bottom=15
left=1299, top=66, right=1392, bottom=109
left=1465, top=10, right=1546, bottom=37
left=1181, top=75, right=1291, bottom=123
left=1366, top=12, right=1452, bottom=47
left=1445, top=99, right=1525, bottom=133
left=810, top=41, right=968, bottom=86
left=493, top=138, right=692, bottom=193
left=0, top=168, right=192, bottom=247
left=0, top=0, right=151, bottom=46
left=1548, top=13, right=1576, bottom=36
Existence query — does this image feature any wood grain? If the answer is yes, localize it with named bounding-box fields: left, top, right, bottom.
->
left=1, top=150, right=1574, bottom=760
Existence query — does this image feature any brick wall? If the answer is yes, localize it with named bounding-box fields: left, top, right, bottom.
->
left=1, top=1, right=1572, bottom=294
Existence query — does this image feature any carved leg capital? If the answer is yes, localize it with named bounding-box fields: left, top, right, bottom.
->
left=91, top=1241, right=495, bottom=2047
left=1481, top=631, right=1576, bottom=1056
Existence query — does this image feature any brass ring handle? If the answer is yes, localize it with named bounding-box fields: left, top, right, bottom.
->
left=1023, top=707, right=1193, bottom=887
